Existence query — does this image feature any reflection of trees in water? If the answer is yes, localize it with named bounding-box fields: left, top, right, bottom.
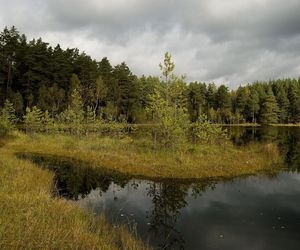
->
left=278, top=128, right=300, bottom=170
left=260, top=127, right=300, bottom=170
left=17, top=153, right=131, bottom=200
left=19, top=152, right=218, bottom=248
left=146, top=180, right=215, bottom=250
left=230, top=127, right=300, bottom=170
left=229, top=127, right=259, bottom=145
left=146, top=182, right=187, bottom=249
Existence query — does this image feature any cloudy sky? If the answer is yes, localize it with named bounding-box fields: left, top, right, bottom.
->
left=1, top=0, right=300, bottom=88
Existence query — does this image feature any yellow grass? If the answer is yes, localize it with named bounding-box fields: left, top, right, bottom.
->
left=0, top=142, right=150, bottom=249
left=0, top=131, right=283, bottom=249
left=270, top=123, right=300, bottom=127
left=6, top=131, right=283, bottom=180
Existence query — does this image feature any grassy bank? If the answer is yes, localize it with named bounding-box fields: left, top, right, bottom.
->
left=221, top=123, right=260, bottom=127
left=0, top=131, right=283, bottom=248
left=270, top=123, right=300, bottom=127
left=0, top=142, right=149, bottom=249
left=6, top=132, right=283, bottom=180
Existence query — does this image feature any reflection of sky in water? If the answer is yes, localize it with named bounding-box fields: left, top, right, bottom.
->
left=20, top=127, right=300, bottom=249
left=77, top=173, right=300, bottom=250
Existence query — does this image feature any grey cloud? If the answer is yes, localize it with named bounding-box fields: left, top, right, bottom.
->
left=0, top=0, right=299, bottom=87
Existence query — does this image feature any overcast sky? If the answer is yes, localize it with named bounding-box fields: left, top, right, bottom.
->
left=1, top=0, right=300, bottom=88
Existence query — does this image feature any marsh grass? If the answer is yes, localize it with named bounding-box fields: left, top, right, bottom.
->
left=270, top=123, right=300, bottom=127
left=0, top=146, right=150, bottom=250
left=7, top=131, right=283, bottom=180
left=0, top=131, right=283, bottom=249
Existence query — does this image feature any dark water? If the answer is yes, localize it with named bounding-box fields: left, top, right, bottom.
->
left=20, top=127, right=300, bottom=250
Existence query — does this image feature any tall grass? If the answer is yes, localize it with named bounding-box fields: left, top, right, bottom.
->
left=0, top=145, right=150, bottom=249
left=7, top=131, right=283, bottom=180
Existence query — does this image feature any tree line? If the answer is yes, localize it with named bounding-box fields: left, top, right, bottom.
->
left=1, top=26, right=300, bottom=125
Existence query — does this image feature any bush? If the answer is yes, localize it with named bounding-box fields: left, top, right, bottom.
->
left=147, top=90, right=189, bottom=150
left=0, top=100, right=17, bottom=137
left=190, top=114, right=227, bottom=144
left=23, top=106, right=43, bottom=132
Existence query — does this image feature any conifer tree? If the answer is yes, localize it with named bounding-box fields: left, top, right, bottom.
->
left=259, top=87, right=279, bottom=125
left=1, top=99, right=17, bottom=126
left=23, top=106, right=43, bottom=131
left=247, top=88, right=260, bottom=123
left=287, top=84, right=300, bottom=122
left=276, top=88, right=289, bottom=123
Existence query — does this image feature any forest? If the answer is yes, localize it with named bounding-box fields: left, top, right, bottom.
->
left=0, top=26, right=297, bottom=250
left=1, top=26, right=300, bottom=126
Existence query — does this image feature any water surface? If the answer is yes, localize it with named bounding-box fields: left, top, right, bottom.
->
left=21, top=127, right=300, bottom=250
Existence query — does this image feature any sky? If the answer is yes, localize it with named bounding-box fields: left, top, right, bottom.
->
left=1, top=0, right=300, bottom=88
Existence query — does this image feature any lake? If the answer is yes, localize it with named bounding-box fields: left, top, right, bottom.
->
left=21, top=127, right=300, bottom=250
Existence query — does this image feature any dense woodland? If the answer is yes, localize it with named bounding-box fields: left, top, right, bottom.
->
left=1, top=26, right=300, bottom=125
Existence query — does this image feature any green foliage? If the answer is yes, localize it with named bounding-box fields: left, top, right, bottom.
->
left=159, top=52, right=175, bottom=83
left=168, top=77, right=188, bottom=109
left=58, top=87, right=84, bottom=134
left=23, top=106, right=43, bottom=131
left=89, top=76, right=107, bottom=114
left=205, top=83, right=217, bottom=111
left=259, top=87, right=279, bottom=125
left=1, top=26, right=300, bottom=126
left=247, top=88, right=260, bottom=123
left=42, top=110, right=54, bottom=132
left=1, top=99, right=17, bottom=125
left=0, top=100, right=17, bottom=136
left=8, top=90, right=23, bottom=115
left=147, top=89, right=189, bottom=150
left=84, top=106, right=96, bottom=134
left=187, top=82, right=206, bottom=122
left=288, top=83, right=300, bottom=122
left=103, top=101, right=118, bottom=121
left=22, top=107, right=54, bottom=133
left=112, top=62, right=138, bottom=122
left=276, top=88, right=289, bottom=123
left=191, top=114, right=227, bottom=144
left=86, top=106, right=96, bottom=124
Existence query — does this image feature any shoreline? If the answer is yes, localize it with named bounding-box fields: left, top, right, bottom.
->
left=6, top=132, right=283, bottom=180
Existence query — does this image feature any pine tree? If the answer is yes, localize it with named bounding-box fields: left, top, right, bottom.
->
left=59, top=87, right=84, bottom=134
left=9, top=91, right=23, bottom=116
left=276, top=88, right=289, bottom=123
left=247, top=88, right=260, bottom=123
left=112, top=62, right=137, bottom=122
left=42, top=110, right=54, bottom=132
left=23, top=106, right=43, bottom=131
left=215, top=85, right=231, bottom=123
left=287, top=84, right=300, bottom=122
left=187, top=82, right=206, bottom=122
left=206, top=83, right=217, bottom=113
left=0, top=26, right=20, bottom=98
left=259, top=87, right=279, bottom=125
left=1, top=99, right=17, bottom=125
left=0, top=99, right=17, bottom=135
left=235, top=86, right=249, bottom=121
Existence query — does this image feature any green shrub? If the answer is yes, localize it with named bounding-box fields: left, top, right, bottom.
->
left=190, top=114, right=227, bottom=144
